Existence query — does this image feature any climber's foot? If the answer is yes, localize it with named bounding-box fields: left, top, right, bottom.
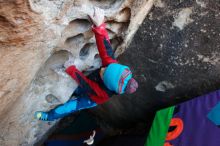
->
left=34, top=111, right=50, bottom=121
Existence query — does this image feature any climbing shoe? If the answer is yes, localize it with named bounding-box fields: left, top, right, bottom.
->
left=34, top=111, right=50, bottom=121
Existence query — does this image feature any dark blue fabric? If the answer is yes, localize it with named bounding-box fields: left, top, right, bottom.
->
left=75, top=72, right=97, bottom=96
left=72, top=86, right=86, bottom=97
left=45, top=140, right=84, bottom=146
left=103, top=38, right=115, bottom=59
left=85, top=70, right=115, bottom=96
left=73, top=70, right=115, bottom=97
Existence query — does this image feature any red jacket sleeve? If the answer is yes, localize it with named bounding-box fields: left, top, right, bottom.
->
left=65, top=65, right=109, bottom=104
left=92, top=23, right=117, bottom=67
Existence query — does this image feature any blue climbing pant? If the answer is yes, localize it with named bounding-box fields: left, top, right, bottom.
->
left=47, top=96, right=97, bottom=121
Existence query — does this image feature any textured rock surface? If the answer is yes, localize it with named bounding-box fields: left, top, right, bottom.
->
left=91, top=0, right=220, bottom=134
left=0, top=0, right=153, bottom=145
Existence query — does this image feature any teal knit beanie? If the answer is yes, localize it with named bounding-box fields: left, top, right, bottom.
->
left=103, top=63, right=132, bottom=94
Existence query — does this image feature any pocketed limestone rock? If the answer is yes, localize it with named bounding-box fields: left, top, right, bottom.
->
left=0, top=0, right=154, bottom=145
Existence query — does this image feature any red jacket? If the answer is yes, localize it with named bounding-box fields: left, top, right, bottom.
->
left=65, top=23, right=117, bottom=104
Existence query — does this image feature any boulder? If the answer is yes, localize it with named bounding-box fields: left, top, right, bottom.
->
left=0, top=0, right=153, bottom=145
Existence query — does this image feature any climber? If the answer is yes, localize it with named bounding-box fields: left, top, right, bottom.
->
left=35, top=7, right=138, bottom=121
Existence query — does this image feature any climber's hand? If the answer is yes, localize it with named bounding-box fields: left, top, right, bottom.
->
left=88, top=7, right=105, bottom=27
left=64, top=56, right=75, bottom=69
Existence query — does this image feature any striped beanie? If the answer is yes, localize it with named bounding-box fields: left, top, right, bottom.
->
left=103, top=63, right=138, bottom=94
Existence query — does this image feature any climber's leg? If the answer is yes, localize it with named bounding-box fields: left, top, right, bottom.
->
left=75, top=96, right=97, bottom=110
left=35, top=96, right=97, bottom=121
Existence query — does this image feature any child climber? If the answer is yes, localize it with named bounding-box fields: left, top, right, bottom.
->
left=35, top=7, right=138, bottom=121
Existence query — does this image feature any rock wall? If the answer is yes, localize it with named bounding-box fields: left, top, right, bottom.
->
left=0, top=0, right=153, bottom=145
left=90, top=0, right=220, bottom=135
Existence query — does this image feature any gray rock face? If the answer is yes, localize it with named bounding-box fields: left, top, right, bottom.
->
left=91, top=0, right=220, bottom=134
left=0, top=0, right=153, bottom=145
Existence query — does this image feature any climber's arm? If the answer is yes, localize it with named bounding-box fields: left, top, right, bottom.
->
left=65, top=66, right=109, bottom=104
left=92, top=24, right=117, bottom=66
left=88, top=7, right=117, bottom=67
